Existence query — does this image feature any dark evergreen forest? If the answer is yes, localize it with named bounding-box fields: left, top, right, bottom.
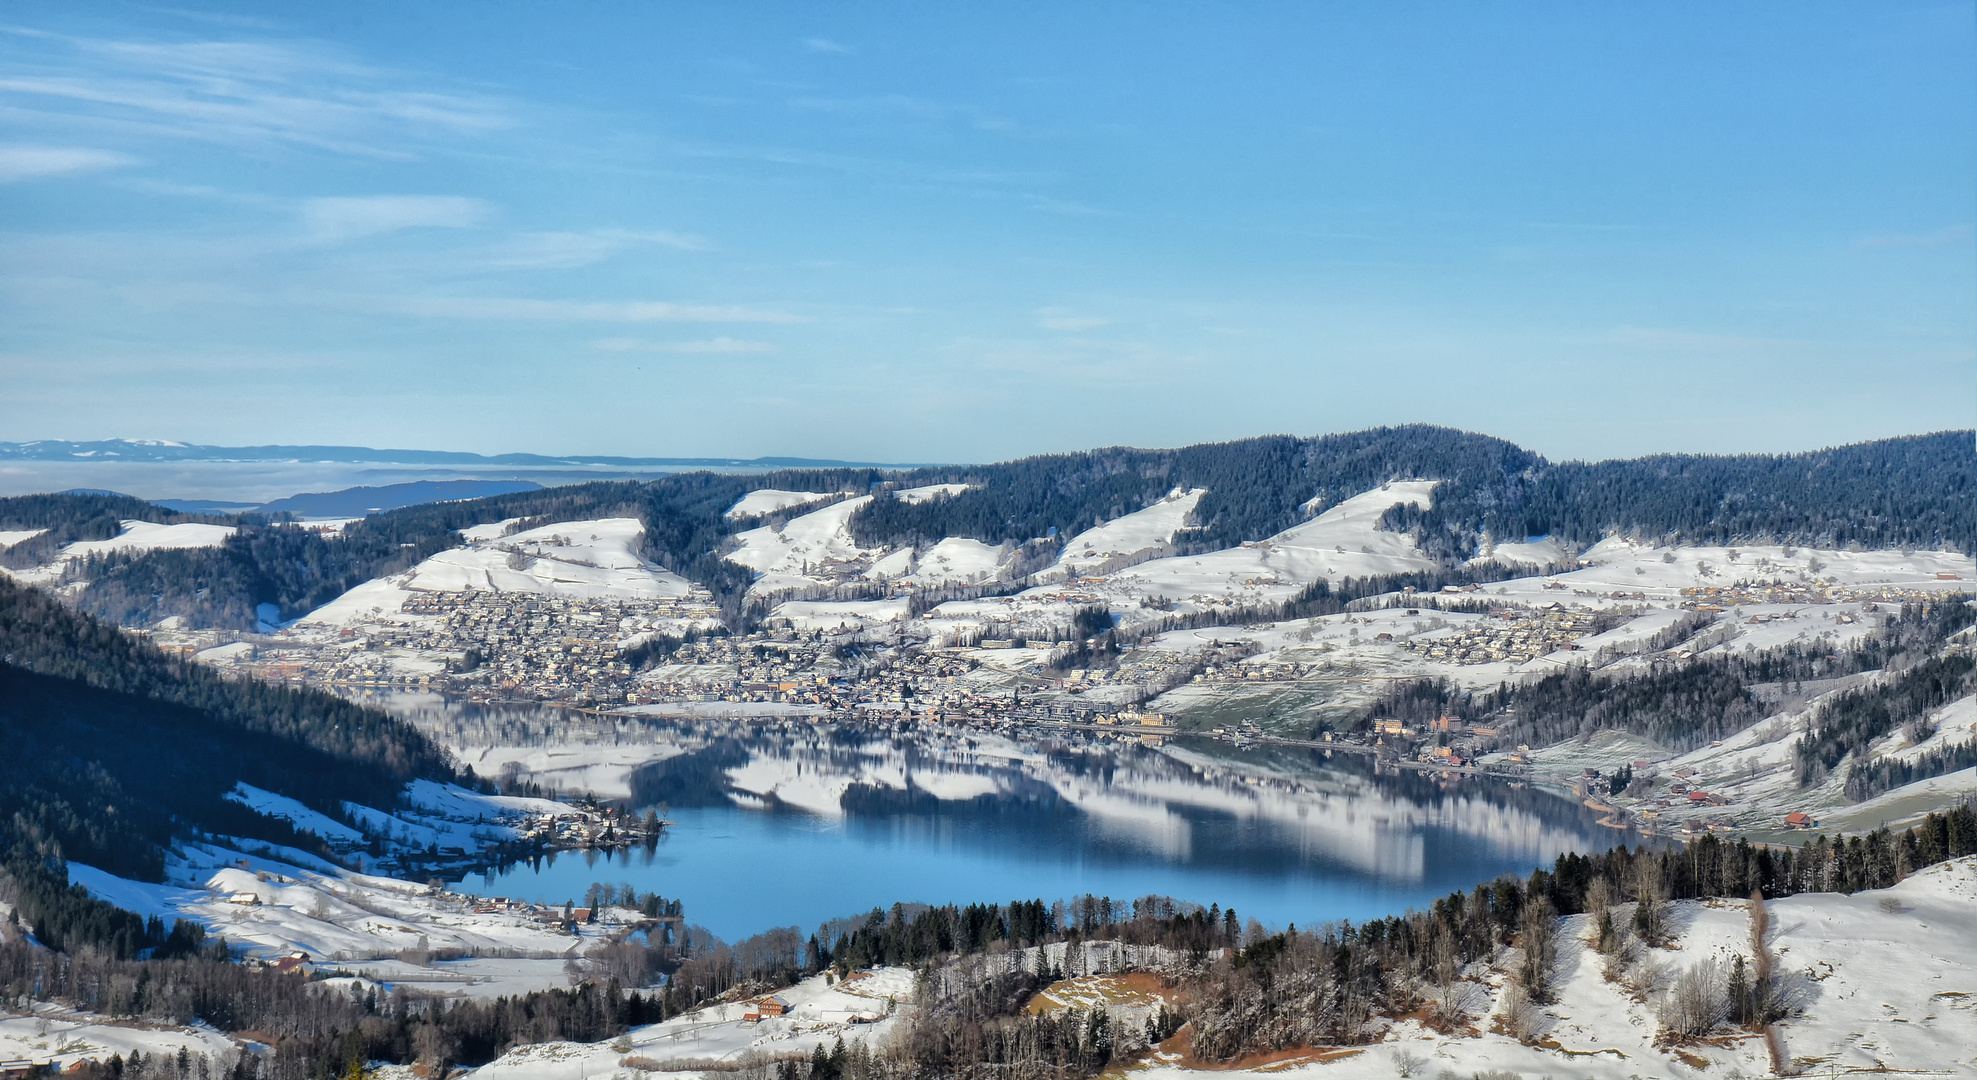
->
left=0, top=580, right=461, bottom=891
left=849, top=426, right=1974, bottom=559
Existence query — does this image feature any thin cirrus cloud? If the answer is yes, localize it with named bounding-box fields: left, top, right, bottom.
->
left=591, top=336, right=778, bottom=354
left=0, top=144, right=138, bottom=181
left=0, top=28, right=512, bottom=159
left=483, top=229, right=711, bottom=270
left=1037, top=308, right=1108, bottom=332
left=301, top=195, right=494, bottom=241
left=803, top=38, right=851, bottom=53
left=382, top=297, right=802, bottom=324
left=1855, top=225, right=1974, bottom=249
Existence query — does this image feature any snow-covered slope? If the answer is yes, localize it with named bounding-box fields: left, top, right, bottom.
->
left=906, top=537, right=1011, bottom=586
left=301, top=517, right=691, bottom=625
left=726, top=495, right=882, bottom=596
left=895, top=482, right=971, bottom=504
left=2, top=519, right=237, bottom=585
left=1041, top=488, right=1205, bottom=582
left=1471, top=535, right=1574, bottom=567
left=64, top=519, right=237, bottom=558
left=724, top=488, right=840, bottom=519
left=1133, top=856, right=1977, bottom=1079
left=1112, top=479, right=1440, bottom=597
left=728, top=484, right=999, bottom=598
left=474, top=967, right=919, bottom=1078
left=921, top=481, right=1442, bottom=640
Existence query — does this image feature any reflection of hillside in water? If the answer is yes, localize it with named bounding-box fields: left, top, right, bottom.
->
left=355, top=692, right=1620, bottom=891
left=629, top=726, right=1619, bottom=889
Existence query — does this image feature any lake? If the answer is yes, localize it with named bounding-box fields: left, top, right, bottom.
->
left=368, top=694, right=1634, bottom=943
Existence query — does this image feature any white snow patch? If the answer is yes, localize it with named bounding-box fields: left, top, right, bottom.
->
left=725, top=489, right=840, bottom=519
left=893, top=482, right=972, bottom=504
left=1045, top=488, right=1205, bottom=581
left=3, top=519, right=236, bottom=585
left=727, top=495, right=881, bottom=595
left=772, top=598, right=912, bottom=631
left=301, top=517, right=690, bottom=625
left=226, top=783, right=367, bottom=846
left=458, top=517, right=524, bottom=541
left=906, top=537, right=1010, bottom=586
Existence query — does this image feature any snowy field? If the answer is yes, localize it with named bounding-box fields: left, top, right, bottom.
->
left=1, top=518, right=237, bottom=585
left=473, top=967, right=918, bottom=1079
left=725, top=488, right=842, bottom=519
left=303, top=517, right=693, bottom=627
left=916, top=481, right=1444, bottom=642
left=1134, top=855, right=1977, bottom=1079
left=0, top=1009, right=236, bottom=1075
left=1038, top=488, right=1205, bottom=581
left=65, top=779, right=604, bottom=972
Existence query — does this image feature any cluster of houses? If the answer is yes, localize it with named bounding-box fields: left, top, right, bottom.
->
left=212, top=589, right=721, bottom=703
left=1678, top=581, right=1946, bottom=612
left=1570, top=760, right=1832, bottom=838
left=1396, top=603, right=1603, bottom=666
left=1356, top=714, right=1503, bottom=770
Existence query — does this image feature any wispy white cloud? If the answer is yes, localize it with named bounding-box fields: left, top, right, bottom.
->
left=674, top=140, right=1052, bottom=188
left=0, top=144, right=137, bottom=181
left=590, top=336, right=778, bottom=354
left=803, top=38, right=851, bottom=54
left=301, top=195, right=493, bottom=241
left=383, top=296, right=801, bottom=323
left=0, top=27, right=513, bottom=159
left=1856, top=225, right=1973, bottom=249
left=483, top=229, right=710, bottom=269
left=1037, top=307, right=1108, bottom=332
left=1026, top=194, right=1111, bottom=216
left=790, top=93, right=1025, bottom=137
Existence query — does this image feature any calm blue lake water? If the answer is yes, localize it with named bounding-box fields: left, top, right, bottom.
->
left=380, top=698, right=1632, bottom=943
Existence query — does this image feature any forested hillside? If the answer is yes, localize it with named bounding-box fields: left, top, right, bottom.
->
left=1369, top=600, right=1975, bottom=750
left=850, top=427, right=1974, bottom=558
left=0, top=579, right=461, bottom=884
left=0, top=492, right=221, bottom=570
left=8, top=427, right=1970, bottom=632
left=16, top=473, right=836, bottom=628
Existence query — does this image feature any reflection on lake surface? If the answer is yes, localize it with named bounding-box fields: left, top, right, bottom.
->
left=363, top=693, right=1635, bottom=941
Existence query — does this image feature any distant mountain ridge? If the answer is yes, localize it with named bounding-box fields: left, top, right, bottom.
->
left=251, top=478, right=544, bottom=518
left=2, top=425, right=1970, bottom=632
left=0, top=438, right=920, bottom=469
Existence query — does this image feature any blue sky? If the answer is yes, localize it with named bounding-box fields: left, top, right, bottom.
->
left=0, top=1, right=1970, bottom=463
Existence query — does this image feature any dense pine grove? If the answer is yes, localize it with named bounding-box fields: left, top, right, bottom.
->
left=850, top=426, right=1974, bottom=559
left=0, top=579, right=458, bottom=793
left=1801, top=651, right=1977, bottom=796
left=0, top=580, right=460, bottom=891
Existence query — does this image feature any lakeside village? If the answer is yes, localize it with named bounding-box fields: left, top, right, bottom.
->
left=139, top=577, right=1959, bottom=846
